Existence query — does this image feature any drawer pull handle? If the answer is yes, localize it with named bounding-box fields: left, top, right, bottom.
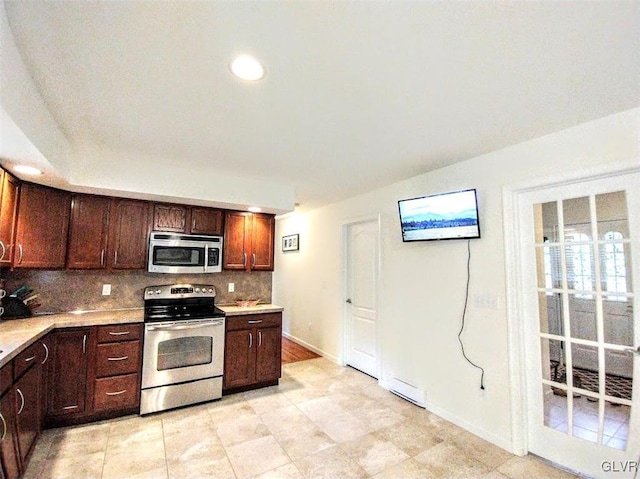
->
left=41, top=342, right=49, bottom=364
left=24, top=355, right=36, bottom=363
left=106, top=389, right=127, bottom=396
left=107, top=356, right=129, bottom=361
left=248, top=320, right=263, bottom=324
left=0, top=413, right=6, bottom=442
left=108, top=331, right=130, bottom=336
left=62, top=405, right=78, bottom=410
left=16, top=389, right=25, bottom=415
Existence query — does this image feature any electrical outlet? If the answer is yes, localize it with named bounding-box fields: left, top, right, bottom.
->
left=102, top=284, right=111, bottom=296
left=228, top=283, right=235, bottom=293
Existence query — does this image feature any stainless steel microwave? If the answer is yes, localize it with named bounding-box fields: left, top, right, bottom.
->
left=148, top=232, right=223, bottom=273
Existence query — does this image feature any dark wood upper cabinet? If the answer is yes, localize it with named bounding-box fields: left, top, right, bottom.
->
left=153, top=203, right=224, bottom=236
left=190, top=207, right=223, bottom=235
left=14, top=183, right=71, bottom=269
left=66, top=195, right=110, bottom=269
left=223, top=211, right=274, bottom=271
left=153, top=204, right=187, bottom=233
left=0, top=171, right=19, bottom=267
left=66, top=195, right=152, bottom=270
left=108, top=199, right=151, bottom=269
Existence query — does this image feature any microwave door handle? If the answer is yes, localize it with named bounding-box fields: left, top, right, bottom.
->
left=203, top=244, right=209, bottom=272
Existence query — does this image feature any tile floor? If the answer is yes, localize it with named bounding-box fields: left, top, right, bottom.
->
left=25, top=358, right=580, bottom=479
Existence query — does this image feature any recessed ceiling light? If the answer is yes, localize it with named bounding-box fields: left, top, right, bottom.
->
left=229, top=55, right=265, bottom=81
left=248, top=206, right=262, bottom=213
left=13, top=165, right=43, bottom=176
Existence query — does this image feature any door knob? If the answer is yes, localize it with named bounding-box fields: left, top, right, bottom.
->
left=346, top=298, right=352, bottom=304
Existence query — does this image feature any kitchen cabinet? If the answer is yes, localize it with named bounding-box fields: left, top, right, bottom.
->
left=223, top=312, right=282, bottom=391
left=153, top=203, right=223, bottom=235
left=0, top=367, right=20, bottom=479
left=13, top=365, right=40, bottom=467
left=91, top=323, right=142, bottom=413
left=0, top=170, right=19, bottom=267
left=14, top=183, right=71, bottom=269
left=108, top=199, right=152, bottom=269
left=223, top=212, right=275, bottom=271
left=66, top=194, right=110, bottom=269
left=67, top=195, right=152, bottom=270
left=46, top=329, right=89, bottom=419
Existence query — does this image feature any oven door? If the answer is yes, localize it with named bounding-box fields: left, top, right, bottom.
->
left=142, top=318, right=224, bottom=389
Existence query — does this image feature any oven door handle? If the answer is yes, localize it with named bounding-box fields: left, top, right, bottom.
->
left=146, top=320, right=224, bottom=331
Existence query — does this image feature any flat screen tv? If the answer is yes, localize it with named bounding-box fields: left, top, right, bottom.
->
left=398, top=188, right=481, bottom=242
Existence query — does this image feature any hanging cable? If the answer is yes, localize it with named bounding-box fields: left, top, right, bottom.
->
left=457, top=239, right=486, bottom=390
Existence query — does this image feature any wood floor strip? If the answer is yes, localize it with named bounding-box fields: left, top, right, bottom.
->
left=282, top=336, right=320, bottom=364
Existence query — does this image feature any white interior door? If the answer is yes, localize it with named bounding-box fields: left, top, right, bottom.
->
left=345, top=219, right=379, bottom=378
left=518, top=172, right=639, bottom=478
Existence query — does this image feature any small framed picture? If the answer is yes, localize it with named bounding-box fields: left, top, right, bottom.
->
left=282, top=234, right=300, bottom=252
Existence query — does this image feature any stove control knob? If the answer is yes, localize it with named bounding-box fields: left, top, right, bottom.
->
left=147, top=291, right=153, bottom=296
left=156, top=289, right=162, bottom=295
left=208, top=288, right=213, bottom=293
left=195, top=288, right=200, bottom=293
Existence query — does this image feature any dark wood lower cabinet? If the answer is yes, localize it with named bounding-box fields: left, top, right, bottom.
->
left=14, top=366, right=40, bottom=466
left=0, top=391, right=21, bottom=479
left=223, top=313, right=282, bottom=392
left=46, top=329, right=89, bottom=418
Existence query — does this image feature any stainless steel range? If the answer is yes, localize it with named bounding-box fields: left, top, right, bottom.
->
left=140, top=284, right=225, bottom=415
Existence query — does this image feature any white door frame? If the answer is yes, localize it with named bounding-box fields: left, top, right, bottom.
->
left=341, top=214, right=382, bottom=380
left=503, top=159, right=640, bottom=457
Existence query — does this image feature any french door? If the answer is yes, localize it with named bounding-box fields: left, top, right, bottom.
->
left=518, top=171, right=639, bottom=478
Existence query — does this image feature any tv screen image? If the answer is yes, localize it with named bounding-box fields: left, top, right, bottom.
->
left=398, top=189, right=481, bottom=242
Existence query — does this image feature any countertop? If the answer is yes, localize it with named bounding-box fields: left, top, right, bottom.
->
left=0, top=304, right=283, bottom=368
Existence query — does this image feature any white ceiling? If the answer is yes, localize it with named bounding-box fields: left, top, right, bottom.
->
left=2, top=1, right=639, bottom=212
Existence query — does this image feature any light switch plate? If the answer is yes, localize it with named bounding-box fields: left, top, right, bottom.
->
left=228, top=283, right=235, bottom=293
left=102, top=284, right=111, bottom=296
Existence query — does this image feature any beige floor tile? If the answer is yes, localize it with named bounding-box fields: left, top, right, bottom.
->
left=163, top=426, right=226, bottom=463
left=370, top=458, right=433, bottom=479
left=414, top=441, right=491, bottom=478
left=215, top=413, right=271, bottom=447
left=339, top=432, right=410, bottom=476
left=259, top=404, right=314, bottom=435
left=271, top=421, right=335, bottom=460
left=44, top=451, right=106, bottom=479
left=167, top=455, right=236, bottom=479
left=207, top=397, right=256, bottom=424
left=376, top=419, right=444, bottom=456
left=297, top=396, right=346, bottom=423
left=246, top=391, right=293, bottom=415
left=497, top=455, right=579, bottom=479
left=249, top=462, right=303, bottom=479
left=449, top=429, right=514, bottom=469
left=294, top=445, right=367, bottom=479
left=102, top=440, right=167, bottom=479
left=47, top=423, right=110, bottom=458
left=350, top=402, right=406, bottom=431
left=313, top=411, right=374, bottom=443
left=226, top=435, right=291, bottom=479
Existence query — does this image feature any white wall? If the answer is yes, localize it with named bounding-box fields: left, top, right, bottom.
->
left=273, top=108, right=640, bottom=451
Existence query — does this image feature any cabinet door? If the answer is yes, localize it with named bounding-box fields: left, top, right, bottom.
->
left=250, top=214, right=275, bottom=271
left=0, top=172, right=19, bottom=267
left=109, top=199, right=151, bottom=269
left=14, top=365, right=40, bottom=465
left=47, top=330, right=88, bottom=417
left=223, top=329, right=255, bottom=389
left=255, top=326, right=282, bottom=383
left=66, top=195, right=110, bottom=269
left=153, top=204, right=187, bottom=233
left=190, top=207, right=223, bottom=235
left=223, top=212, right=250, bottom=270
left=14, top=184, right=71, bottom=268
left=0, top=391, right=21, bottom=479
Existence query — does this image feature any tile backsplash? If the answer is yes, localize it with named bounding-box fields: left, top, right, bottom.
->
left=3, top=269, right=272, bottom=314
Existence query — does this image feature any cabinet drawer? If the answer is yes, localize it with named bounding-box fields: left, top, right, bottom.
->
left=225, top=313, right=282, bottom=332
left=93, top=374, right=139, bottom=412
left=13, top=341, right=41, bottom=380
left=95, top=341, right=141, bottom=377
left=97, top=323, right=142, bottom=343
left=1, top=363, right=12, bottom=395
